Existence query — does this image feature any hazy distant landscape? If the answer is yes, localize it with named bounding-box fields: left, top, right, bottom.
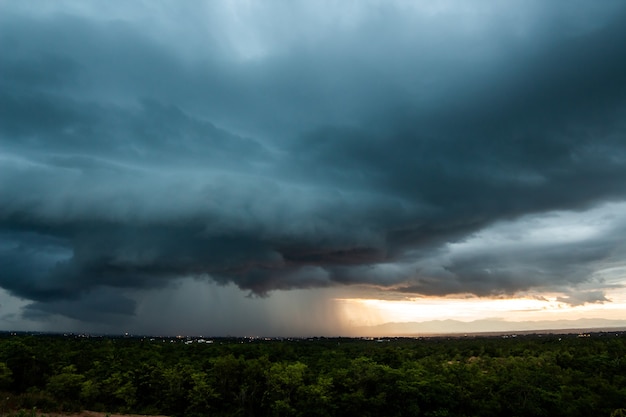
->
left=359, top=318, right=626, bottom=337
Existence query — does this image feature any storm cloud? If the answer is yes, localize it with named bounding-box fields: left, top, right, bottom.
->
left=1, top=1, right=626, bottom=329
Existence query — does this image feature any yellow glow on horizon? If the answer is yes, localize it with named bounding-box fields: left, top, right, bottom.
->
left=335, top=288, right=626, bottom=329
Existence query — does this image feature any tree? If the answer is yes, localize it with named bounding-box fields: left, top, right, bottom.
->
left=46, top=365, right=85, bottom=410
left=0, top=362, right=13, bottom=390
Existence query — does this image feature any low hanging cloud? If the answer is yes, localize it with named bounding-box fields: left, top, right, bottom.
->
left=1, top=1, right=626, bottom=325
left=556, top=291, right=610, bottom=307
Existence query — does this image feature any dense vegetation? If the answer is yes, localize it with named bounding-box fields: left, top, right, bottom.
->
left=1, top=331, right=625, bottom=416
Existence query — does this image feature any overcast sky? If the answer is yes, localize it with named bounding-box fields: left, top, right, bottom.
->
left=2, top=1, right=626, bottom=336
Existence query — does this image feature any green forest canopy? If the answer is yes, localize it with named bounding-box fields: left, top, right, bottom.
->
left=1, top=331, right=625, bottom=417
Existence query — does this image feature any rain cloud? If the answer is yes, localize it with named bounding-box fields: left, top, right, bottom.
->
left=1, top=0, right=626, bottom=329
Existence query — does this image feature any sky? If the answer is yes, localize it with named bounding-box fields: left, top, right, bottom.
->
left=1, top=0, right=626, bottom=336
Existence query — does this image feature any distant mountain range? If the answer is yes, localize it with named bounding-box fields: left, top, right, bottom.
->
left=357, top=318, right=626, bottom=336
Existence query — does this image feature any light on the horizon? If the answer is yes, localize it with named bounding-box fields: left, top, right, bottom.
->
left=336, top=290, right=626, bottom=329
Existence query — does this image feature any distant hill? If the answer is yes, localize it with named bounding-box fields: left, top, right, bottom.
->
left=357, top=318, right=626, bottom=336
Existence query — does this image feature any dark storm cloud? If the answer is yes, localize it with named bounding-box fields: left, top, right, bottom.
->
left=2, top=1, right=626, bottom=324
left=22, top=289, right=136, bottom=324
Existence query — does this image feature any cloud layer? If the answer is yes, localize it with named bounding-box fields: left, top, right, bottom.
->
left=2, top=1, right=626, bottom=328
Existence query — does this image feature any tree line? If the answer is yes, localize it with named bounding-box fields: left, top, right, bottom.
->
left=1, top=332, right=625, bottom=416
